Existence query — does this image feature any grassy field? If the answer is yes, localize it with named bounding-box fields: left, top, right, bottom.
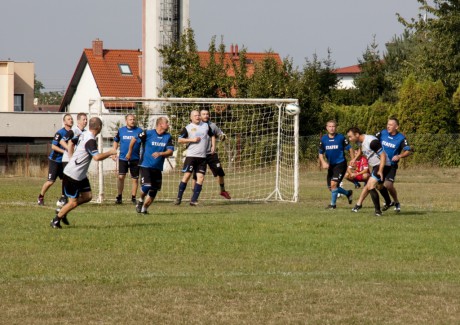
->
left=1, top=168, right=460, bottom=324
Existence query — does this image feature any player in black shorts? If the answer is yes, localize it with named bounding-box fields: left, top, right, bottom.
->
left=192, top=109, right=231, bottom=199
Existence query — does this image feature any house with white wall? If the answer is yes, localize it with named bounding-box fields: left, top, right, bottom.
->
left=333, top=64, right=362, bottom=89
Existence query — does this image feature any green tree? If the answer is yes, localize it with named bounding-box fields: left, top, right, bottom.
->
left=396, top=75, right=456, bottom=134
left=293, top=53, right=338, bottom=135
left=353, top=37, right=387, bottom=105
left=158, top=28, right=205, bottom=97
left=247, top=52, right=291, bottom=98
left=38, top=91, right=64, bottom=105
left=395, top=0, right=460, bottom=96
left=34, top=75, right=44, bottom=98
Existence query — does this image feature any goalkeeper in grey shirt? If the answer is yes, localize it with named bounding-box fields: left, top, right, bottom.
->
left=192, top=109, right=231, bottom=199
left=175, top=110, right=215, bottom=206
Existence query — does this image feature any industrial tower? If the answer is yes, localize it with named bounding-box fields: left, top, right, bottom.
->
left=142, top=0, right=190, bottom=98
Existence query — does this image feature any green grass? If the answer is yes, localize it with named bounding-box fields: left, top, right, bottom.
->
left=1, top=168, right=460, bottom=324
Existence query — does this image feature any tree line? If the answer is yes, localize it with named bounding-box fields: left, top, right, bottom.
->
left=158, top=0, right=460, bottom=137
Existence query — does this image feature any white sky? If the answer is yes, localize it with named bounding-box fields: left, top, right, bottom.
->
left=0, top=0, right=424, bottom=92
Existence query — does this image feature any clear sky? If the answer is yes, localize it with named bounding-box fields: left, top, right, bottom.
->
left=0, top=0, right=424, bottom=92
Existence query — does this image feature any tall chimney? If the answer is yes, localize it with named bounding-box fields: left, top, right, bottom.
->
left=230, top=44, right=234, bottom=56
left=92, top=38, right=103, bottom=57
left=235, top=44, right=239, bottom=56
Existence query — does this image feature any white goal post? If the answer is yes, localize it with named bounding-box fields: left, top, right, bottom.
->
left=87, top=97, right=299, bottom=203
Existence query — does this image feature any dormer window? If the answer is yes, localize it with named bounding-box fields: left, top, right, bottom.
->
left=119, top=64, right=132, bottom=75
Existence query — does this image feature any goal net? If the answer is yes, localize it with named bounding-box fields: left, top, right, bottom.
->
left=86, top=97, right=299, bottom=203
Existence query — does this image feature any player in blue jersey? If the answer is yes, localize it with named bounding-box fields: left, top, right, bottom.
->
left=318, top=120, right=355, bottom=209
left=38, top=114, right=73, bottom=206
left=376, top=117, right=412, bottom=212
left=112, top=114, right=143, bottom=204
left=126, top=117, right=174, bottom=214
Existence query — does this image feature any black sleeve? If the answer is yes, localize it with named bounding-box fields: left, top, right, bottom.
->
left=65, top=130, right=74, bottom=141
left=208, top=125, right=214, bottom=137
left=71, top=135, right=80, bottom=145
left=179, top=127, right=188, bottom=139
left=138, top=130, right=147, bottom=143
left=166, top=136, right=174, bottom=148
left=85, top=139, right=98, bottom=154
left=369, top=139, right=382, bottom=153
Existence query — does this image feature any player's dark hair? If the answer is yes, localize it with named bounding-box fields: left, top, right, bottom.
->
left=63, top=113, right=72, bottom=121
left=89, top=117, right=102, bottom=130
left=77, top=112, right=87, bottom=121
left=346, top=127, right=362, bottom=135
left=388, top=117, right=399, bottom=126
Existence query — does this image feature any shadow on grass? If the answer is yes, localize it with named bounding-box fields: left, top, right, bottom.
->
left=65, top=222, right=164, bottom=230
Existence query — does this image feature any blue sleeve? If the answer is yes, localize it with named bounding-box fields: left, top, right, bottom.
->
left=113, top=130, right=120, bottom=143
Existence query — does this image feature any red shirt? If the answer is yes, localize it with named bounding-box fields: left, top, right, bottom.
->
left=355, top=156, right=369, bottom=173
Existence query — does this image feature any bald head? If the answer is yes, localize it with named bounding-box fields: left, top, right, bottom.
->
left=89, top=117, right=103, bottom=133
left=190, top=110, right=201, bottom=124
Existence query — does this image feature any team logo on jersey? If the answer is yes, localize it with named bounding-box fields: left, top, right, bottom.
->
left=191, top=128, right=197, bottom=132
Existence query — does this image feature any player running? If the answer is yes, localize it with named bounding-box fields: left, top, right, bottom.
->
left=126, top=117, right=174, bottom=214
left=50, top=117, right=117, bottom=229
left=38, top=114, right=73, bottom=206
left=112, top=114, right=143, bottom=204
left=318, top=120, right=354, bottom=209
left=376, top=117, right=412, bottom=212
left=175, top=110, right=215, bottom=206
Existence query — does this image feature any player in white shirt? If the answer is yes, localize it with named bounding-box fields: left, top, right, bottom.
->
left=346, top=127, right=391, bottom=216
left=57, top=113, right=88, bottom=207
left=174, top=110, right=215, bottom=206
left=50, top=117, right=117, bottom=229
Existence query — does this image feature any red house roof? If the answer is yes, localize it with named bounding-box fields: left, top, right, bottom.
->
left=333, top=64, right=362, bottom=75
left=197, top=47, right=282, bottom=77
left=84, top=48, right=142, bottom=98
left=60, top=40, right=282, bottom=111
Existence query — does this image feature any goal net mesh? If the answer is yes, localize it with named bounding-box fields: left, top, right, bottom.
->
left=87, top=98, right=299, bottom=203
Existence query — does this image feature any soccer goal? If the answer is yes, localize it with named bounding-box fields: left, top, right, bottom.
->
left=86, top=97, right=299, bottom=203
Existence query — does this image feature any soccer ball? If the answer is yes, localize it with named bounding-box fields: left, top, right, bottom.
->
left=285, top=103, right=300, bottom=116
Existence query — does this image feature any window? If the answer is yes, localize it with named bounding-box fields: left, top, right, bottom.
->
left=118, top=64, right=132, bottom=75
left=14, top=94, right=24, bottom=112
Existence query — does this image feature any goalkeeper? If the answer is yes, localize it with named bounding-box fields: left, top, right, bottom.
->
left=192, top=109, right=231, bottom=199
left=175, top=110, right=215, bottom=206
